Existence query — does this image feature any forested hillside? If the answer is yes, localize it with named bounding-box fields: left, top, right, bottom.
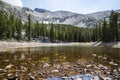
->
left=0, top=9, right=120, bottom=42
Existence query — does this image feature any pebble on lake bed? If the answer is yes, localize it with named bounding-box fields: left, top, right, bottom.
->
left=109, top=62, right=118, bottom=66
left=29, top=76, right=35, bottom=80
left=43, top=63, right=50, bottom=68
left=0, top=58, right=119, bottom=80
left=86, top=65, right=92, bottom=68
left=5, top=64, right=14, bottom=69
left=92, top=54, right=97, bottom=57
left=51, top=69, right=59, bottom=73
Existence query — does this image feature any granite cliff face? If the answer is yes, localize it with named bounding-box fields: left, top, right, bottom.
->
left=0, top=0, right=119, bottom=28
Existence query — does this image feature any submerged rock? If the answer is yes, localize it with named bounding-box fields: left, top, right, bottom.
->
left=29, top=76, right=35, bottom=80
left=112, top=63, right=118, bottom=66
left=3, top=59, right=9, bottom=62
left=20, top=66, right=27, bottom=72
left=0, top=68, right=7, bottom=73
left=51, top=69, right=59, bottom=73
left=113, top=69, right=117, bottom=73
left=103, top=77, right=113, bottom=80
left=98, top=64, right=108, bottom=70
left=109, top=62, right=114, bottom=65
left=92, top=54, right=97, bottom=57
left=5, top=64, right=14, bottom=69
left=7, top=73, right=13, bottom=77
left=61, top=77, right=68, bottom=79
left=102, top=57, right=107, bottom=60
left=86, top=65, right=92, bottom=68
left=6, top=77, right=18, bottom=80
left=109, top=62, right=118, bottom=66
left=98, top=55, right=102, bottom=58
left=43, top=63, right=50, bottom=68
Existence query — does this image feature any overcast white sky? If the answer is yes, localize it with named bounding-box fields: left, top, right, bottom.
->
left=2, top=0, right=120, bottom=14
left=2, top=0, right=22, bottom=7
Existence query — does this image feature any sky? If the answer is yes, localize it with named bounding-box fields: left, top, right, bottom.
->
left=2, top=0, right=120, bottom=14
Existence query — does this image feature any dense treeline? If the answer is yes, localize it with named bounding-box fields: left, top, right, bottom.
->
left=95, top=10, right=120, bottom=42
left=0, top=10, right=120, bottom=42
left=0, top=10, right=94, bottom=42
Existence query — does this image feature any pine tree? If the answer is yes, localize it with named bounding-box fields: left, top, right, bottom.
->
left=41, top=21, right=46, bottom=40
left=0, top=11, right=8, bottom=39
left=7, top=19, right=12, bottom=39
left=10, top=15, right=16, bottom=38
left=109, top=10, right=119, bottom=41
left=50, top=23, right=54, bottom=42
left=118, top=14, right=120, bottom=40
left=28, top=14, right=32, bottom=41
left=18, top=19, right=22, bottom=40
left=102, top=19, right=108, bottom=42
left=0, top=10, right=4, bottom=39
left=98, top=22, right=102, bottom=41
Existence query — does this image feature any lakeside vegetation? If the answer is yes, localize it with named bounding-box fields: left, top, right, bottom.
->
left=0, top=10, right=120, bottom=43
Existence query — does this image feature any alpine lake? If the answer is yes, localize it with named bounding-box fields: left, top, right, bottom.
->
left=0, top=46, right=119, bottom=80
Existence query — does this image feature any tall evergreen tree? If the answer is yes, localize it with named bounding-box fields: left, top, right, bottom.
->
left=18, top=19, right=22, bottom=40
left=7, top=19, right=12, bottom=39
left=0, top=11, right=8, bottom=39
left=118, top=14, right=120, bottom=40
left=28, top=14, right=32, bottom=41
left=109, top=10, right=119, bottom=41
left=102, top=19, right=108, bottom=42
left=10, top=15, right=16, bottom=38
left=50, top=23, right=54, bottom=42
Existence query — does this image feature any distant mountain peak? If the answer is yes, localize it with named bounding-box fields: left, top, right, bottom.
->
left=1, top=0, right=120, bottom=28
left=23, top=7, right=34, bottom=12
left=34, top=8, right=50, bottom=13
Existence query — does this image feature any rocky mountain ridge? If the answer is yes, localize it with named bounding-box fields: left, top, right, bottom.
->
left=0, top=0, right=120, bottom=28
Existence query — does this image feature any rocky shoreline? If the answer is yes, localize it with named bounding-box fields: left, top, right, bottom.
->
left=92, top=41, right=120, bottom=48
left=1, top=41, right=120, bottom=52
left=0, top=41, right=93, bottom=52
